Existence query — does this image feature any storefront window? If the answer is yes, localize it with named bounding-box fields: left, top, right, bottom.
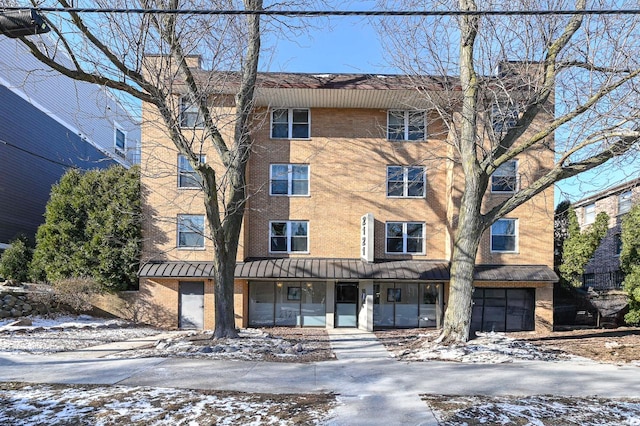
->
left=374, top=282, right=443, bottom=328
left=248, top=281, right=326, bottom=327
left=301, top=282, right=326, bottom=326
left=248, top=283, right=275, bottom=326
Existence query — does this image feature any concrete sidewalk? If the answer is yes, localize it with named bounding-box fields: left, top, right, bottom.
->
left=2, top=329, right=640, bottom=425
left=55, top=332, right=176, bottom=359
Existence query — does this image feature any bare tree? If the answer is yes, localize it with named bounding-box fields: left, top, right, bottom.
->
left=12, top=0, right=263, bottom=338
left=378, top=0, right=640, bottom=343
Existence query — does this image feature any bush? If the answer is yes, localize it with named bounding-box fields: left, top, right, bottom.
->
left=32, top=165, right=142, bottom=291
left=0, top=236, right=32, bottom=283
left=51, top=277, right=103, bottom=313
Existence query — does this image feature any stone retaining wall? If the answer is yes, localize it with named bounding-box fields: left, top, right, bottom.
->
left=0, top=290, right=50, bottom=319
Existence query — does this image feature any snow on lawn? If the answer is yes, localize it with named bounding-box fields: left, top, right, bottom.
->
left=0, top=315, right=162, bottom=354
left=388, top=331, right=576, bottom=363
left=0, top=382, right=335, bottom=426
left=110, top=328, right=333, bottom=362
left=423, top=394, right=640, bottom=425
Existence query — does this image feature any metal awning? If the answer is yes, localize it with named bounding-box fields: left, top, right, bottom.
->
left=139, top=259, right=557, bottom=282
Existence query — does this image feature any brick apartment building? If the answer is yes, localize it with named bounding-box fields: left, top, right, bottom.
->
left=138, top=57, right=556, bottom=333
left=573, top=177, right=640, bottom=290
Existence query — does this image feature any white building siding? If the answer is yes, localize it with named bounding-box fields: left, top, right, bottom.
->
left=0, top=37, right=140, bottom=165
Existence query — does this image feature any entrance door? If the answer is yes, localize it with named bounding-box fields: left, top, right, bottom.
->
left=335, top=282, right=358, bottom=327
left=179, top=281, right=204, bottom=329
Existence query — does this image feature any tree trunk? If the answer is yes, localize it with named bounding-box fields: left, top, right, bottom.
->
left=437, top=0, right=484, bottom=344
left=212, top=248, right=239, bottom=339
left=438, top=184, right=485, bottom=344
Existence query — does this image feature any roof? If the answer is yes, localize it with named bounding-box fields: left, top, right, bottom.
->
left=573, top=176, right=640, bottom=208
left=139, top=259, right=557, bottom=282
left=183, top=71, right=455, bottom=109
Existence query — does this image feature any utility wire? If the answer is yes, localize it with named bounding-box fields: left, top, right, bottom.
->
left=1, top=138, right=88, bottom=170
left=2, top=7, right=640, bottom=17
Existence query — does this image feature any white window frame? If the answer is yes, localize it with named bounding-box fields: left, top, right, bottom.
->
left=114, top=123, right=126, bottom=158
left=385, top=222, right=425, bottom=254
left=490, top=218, right=518, bottom=253
left=584, top=203, right=596, bottom=225
left=180, top=95, right=204, bottom=128
left=269, top=164, right=310, bottom=196
left=387, top=110, right=426, bottom=141
left=269, top=220, right=309, bottom=253
left=491, top=160, right=519, bottom=193
left=619, top=190, right=633, bottom=215
left=177, top=214, right=205, bottom=249
left=178, top=154, right=205, bottom=189
left=386, top=166, right=426, bottom=198
left=270, top=108, right=310, bottom=139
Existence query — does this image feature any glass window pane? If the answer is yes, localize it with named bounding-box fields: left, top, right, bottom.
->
left=619, top=191, right=632, bottom=214
left=271, top=236, right=287, bottom=252
left=419, top=283, right=440, bottom=328
left=395, top=284, right=419, bottom=328
left=387, top=182, right=404, bottom=197
left=300, top=282, right=326, bottom=326
left=406, top=237, right=423, bottom=253
left=292, top=109, right=308, bottom=123
left=292, top=165, right=308, bottom=179
left=292, top=222, right=307, bottom=236
left=291, top=180, right=309, bottom=195
left=386, top=223, right=403, bottom=237
left=407, top=223, right=423, bottom=237
left=271, top=180, right=288, bottom=194
left=115, top=129, right=125, bottom=150
left=291, top=237, right=308, bottom=252
left=272, top=123, right=288, bottom=138
left=387, top=238, right=404, bottom=253
left=275, top=283, right=299, bottom=326
left=272, top=109, right=288, bottom=123
left=292, top=124, right=309, bottom=138
left=374, top=283, right=395, bottom=327
left=249, top=282, right=275, bottom=326
left=271, top=222, right=286, bottom=236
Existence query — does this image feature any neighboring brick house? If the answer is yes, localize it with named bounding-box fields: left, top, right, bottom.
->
left=573, top=177, right=640, bottom=290
left=0, top=37, right=140, bottom=248
left=138, top=58, right=556, bottom=333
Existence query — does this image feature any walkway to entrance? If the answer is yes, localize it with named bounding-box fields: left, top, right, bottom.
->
left=326, top=328, right=390, bottom=359
left=324, top=328, right=432, bottom=424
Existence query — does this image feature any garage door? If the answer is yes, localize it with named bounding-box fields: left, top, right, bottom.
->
left=470, top=288, right=534, bottom=334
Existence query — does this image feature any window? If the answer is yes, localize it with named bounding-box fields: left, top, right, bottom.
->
left=491, top=103, right=518, bottom=134
left=491, top=219, right=518, bottom=252
left=386, top=222, right=425, bottom=254
left=180, top=96, right=204, bottom=128
left=491, top=160, right=518, bottom=193
left=619, top=190, right=633, bottom=215
left=177, top=214, right=205, bottom=249
left=386, top=166, right=425, bottom=198
left=615, top=234, right=623, bottom=256
left=387, top=110, right=425, bottom=141
left=270, top=164, right=309, bottom=196
left=270, top=221, right=308, bottom=253
left=584, top=203, right=596, bottom=224
left=178, top=154, right=205, bottom=188
left=271, top=108, right=310, bottom=139
left=114, top=126, right=126, bottom=157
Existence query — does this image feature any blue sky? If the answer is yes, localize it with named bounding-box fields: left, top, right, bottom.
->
left=263, top=15, right=391, bottom=74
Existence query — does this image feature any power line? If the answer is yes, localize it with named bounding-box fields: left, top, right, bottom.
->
left=1, top=138, right=91, bottom=170
left=2, top=7, right=640, bottom=17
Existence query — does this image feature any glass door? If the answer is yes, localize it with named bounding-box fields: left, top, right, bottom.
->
left=335, top=282, right=358, bottom=327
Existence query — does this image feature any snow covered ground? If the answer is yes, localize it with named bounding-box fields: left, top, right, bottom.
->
left=0, top=382, right=334, bottom=426
left=1, top=315, right=640, bottom=424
